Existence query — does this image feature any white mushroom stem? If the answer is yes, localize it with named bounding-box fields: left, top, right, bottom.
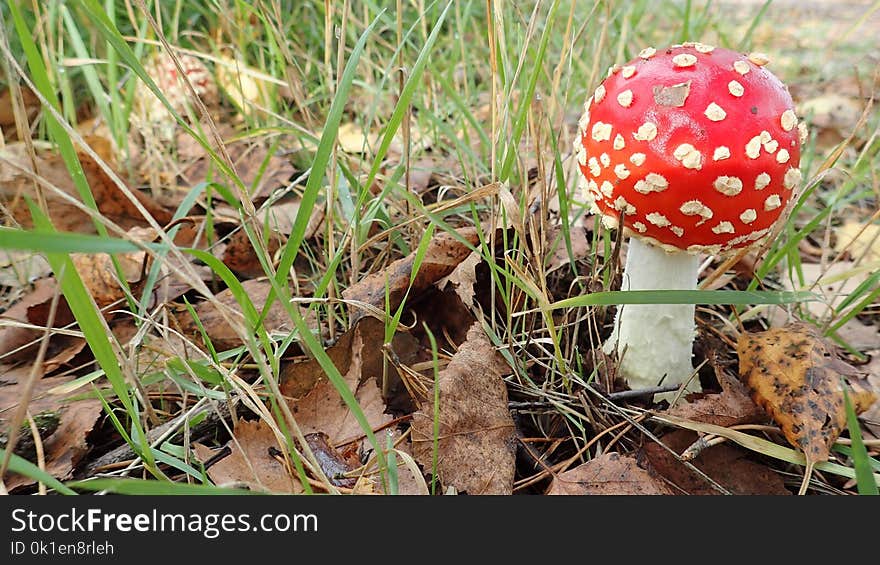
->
left=603, top=237, right=702, bottom=396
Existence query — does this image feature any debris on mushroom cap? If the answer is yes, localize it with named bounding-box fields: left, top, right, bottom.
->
left=575, top=44, right=802, bottom=254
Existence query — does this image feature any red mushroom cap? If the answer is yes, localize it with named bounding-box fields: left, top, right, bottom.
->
left=575, top=43, right=805, bottom=255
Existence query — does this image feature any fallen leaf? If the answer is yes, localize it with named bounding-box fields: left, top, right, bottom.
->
left=668, top=362, right=766, bottom=428
left=547, top=452, right=676, bottom=495
left=0, top=84, right=40, bottom=140
left=641, top=430, right=790, bottom=495
left=545, top=222, right=589, bottom=273
left=0, top=142, right=172, bottom=233
left=70, top=227, right=152, bottom=309
left=175, top=279, right=296, bottom=352
left=288, top=320, right=392, bottom=447
left=0, top=366, right=103, bottom=492
left=0, top=278, right=84, bottom=372
left=737, top=322, right=877, bottom=465
left=176, top=125, right=296, bottom=201
left=410, top=322, right=515, bottom=495
left=192, top=418, right=302, bottom=494
left=342, top=226, right=481, bottom=325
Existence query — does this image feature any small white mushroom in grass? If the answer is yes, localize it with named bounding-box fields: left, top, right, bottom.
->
left=574, top=45, right=802, bottom=401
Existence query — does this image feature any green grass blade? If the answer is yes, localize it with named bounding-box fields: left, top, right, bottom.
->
left=0, top=449, right=78, bottom=495
left=0, top=227, right=164, bottom=254
left=843, top=387, right=879, bottom=495
left=68, top=478, right=256, bottom=495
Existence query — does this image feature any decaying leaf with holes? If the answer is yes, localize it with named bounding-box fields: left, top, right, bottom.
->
left=736, top=322, right=876, bottom=465
left=410, top=322, right=515, bottom=495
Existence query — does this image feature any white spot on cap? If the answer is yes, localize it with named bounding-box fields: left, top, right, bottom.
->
left=614, top=195, right=636, bottom=215
left=764, top=194, right=782, bottom=211
left=601, top=180, right=614, bottom=197
left=798, top=122, right=809, bottom=145
left=672, top=53, right=697, bottom=67
left=712, top=221, right=735, bottom=234
left=613, top=134, right=626, bottom=150
left=639, top=47, right=656, bottom=59
left=728, top=80, right=744, bottom=97
left=733, top=60, right=750, bottom=75
left=617, top=89, right=634, bottom=108
left=714, top=176, right=743, bottom=196
left=746, top=135, right=762, bottom=159
left=646, top=212, right=671, bottom=227
left=588, top=157, right=601, bottom=177
left=632, top=221, right=647, bottom=233
left=748, top=52, right=770, bottom=66
left=713, top=146, right=731, bottom=161
left=705, top=102, right=727, bottom=121
left=763, top=139, right=779, bottom=154
left=783, top=168, right=802, bottom=190
left=591, top=121, right=612, bottom=142
left=673, top=143, right=703, bottom=169
left=634, top=173, right=669, bottom=194
left=781, top=110, right=797, bottom=132
left=600, top=152, right=611, bottom=167
left=594, top=84, right=606, bottom=103
left=576, top=144, right=587, bottom=166
left=577, top=111, right=590, bottom=134
left=633, top=122, right=658, bottom=141
left=670, top=226, right=684, bottom=237
left=776, top=148, right=790, bottom=163
left=759, top=130, right=772, bottom=143
left=614, top=164, right=631, bottom=179
left=694, top=43, right=714, bottom=53
left=680, top=200, right=714, bottom=225
left=630, top=153, right=646, bottom=166
left=606, top=64, right=621, bottom=78
left=755, top=172, right=771, bottom=190
left=739, top=209, right=758, bottom=224
left=621, top=65, right=637, bottom=79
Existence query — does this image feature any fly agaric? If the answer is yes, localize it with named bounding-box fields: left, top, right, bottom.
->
left=574, top=43, right=806, bottom=397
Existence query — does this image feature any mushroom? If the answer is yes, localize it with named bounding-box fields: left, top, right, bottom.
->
left=574, top=44, right=805, bottom=398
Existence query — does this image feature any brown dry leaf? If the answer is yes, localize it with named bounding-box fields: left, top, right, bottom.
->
left=668, top=363, right=766, bottom=428
left=0, top=84, right=40, bottom=140
left=737, top=322, right=877, bottom=464
left=221, top=227, right=284, bottom=279
left=547, top=452, right=676, bottom=495
left=1, top=366, right=103, bottom=492
left=176, top=126, right=295, bottom=201
left=545, top=222, right=589, bottom=274
left=641, top=430, right=790, bottom=495
left=0, top=278, right=84, bottom=372
left=0, top=142, right=172, bottom=233
left=410, top=322, right=515, bottom=495
left=280, top=316, right=419, bottom=410
left=343, top=226, right=481, bottom=325
left=288, top=320, right=392, bottom=447
left=70, top=227, right=152, bottom=309
left=175, top=279, right=296, bottom=352
left=192, top=418, right=302, bottom=494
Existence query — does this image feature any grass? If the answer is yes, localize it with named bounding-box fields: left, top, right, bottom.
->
left=0, top=0, right=878, bottom=495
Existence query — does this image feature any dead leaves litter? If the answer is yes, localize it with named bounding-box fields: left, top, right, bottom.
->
left=410, top=322, right=515, bottom=495
left=547, top=452, right=675, bottom=495
left=737, top=322, right=877, bottom=466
